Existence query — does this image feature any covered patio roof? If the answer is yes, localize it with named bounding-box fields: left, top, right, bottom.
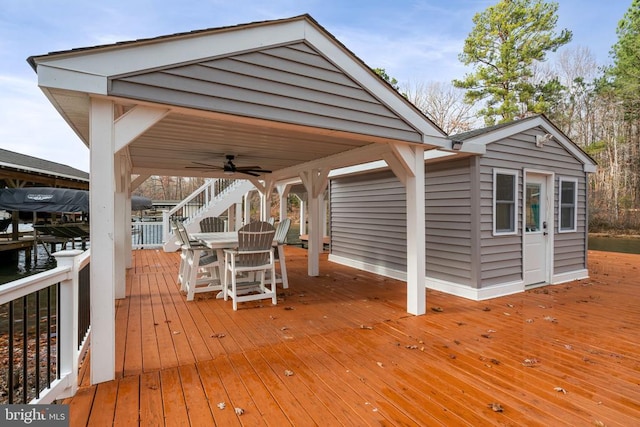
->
left=28, top=14, right=484, bottom=385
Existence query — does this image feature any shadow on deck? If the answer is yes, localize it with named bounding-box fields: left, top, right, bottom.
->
left=64, top=247, right=640, bottom=426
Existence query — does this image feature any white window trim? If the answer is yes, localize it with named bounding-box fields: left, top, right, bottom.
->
left=558, top=177, right=578, bottom=233
left=493, top=168, right=519, bottom=236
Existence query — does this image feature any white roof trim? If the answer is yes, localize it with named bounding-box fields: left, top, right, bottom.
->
left=30, top=16, right=447, bottom=148
left=0, top=161, right=88, bottom=182
left=460, top=116, right=596, bottom=172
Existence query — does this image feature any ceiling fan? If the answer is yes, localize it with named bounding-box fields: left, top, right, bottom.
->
left=186, top=154, right=271, bottom=177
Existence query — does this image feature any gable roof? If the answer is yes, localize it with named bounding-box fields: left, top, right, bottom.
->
left=28, top=14, right=451, bottom=181
left=451, top=115, right=597, bottom=173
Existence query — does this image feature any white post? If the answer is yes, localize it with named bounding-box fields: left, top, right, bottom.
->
left=114, top=153, right=126, bottom=299
left=235, top=202, right=243, bottom=230
left=298, top=196, right=306, bottom=235
left=89, top=97, right=116, bottom=384
left=53, top=249, right=83, bottom=398
left=406, top=146, right=426, bottom=315
left=243, top=191, right=251, bottom=224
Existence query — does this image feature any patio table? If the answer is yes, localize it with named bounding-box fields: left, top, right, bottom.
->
left=190, top=231, right=279, bottom=298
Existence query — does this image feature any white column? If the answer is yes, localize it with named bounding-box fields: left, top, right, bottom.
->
left=298, top=196, right=306, bottom=235
left=243, top=191, right=251, bottom=224
left=124, top=168, right=133, bottom=269
left=114, top=153, right=126, bottom=299
left=235, top=202, right=243, bottom=230
left=406, top=146, right=426, bottom=315
left=89, top=97, right=116, bottom=384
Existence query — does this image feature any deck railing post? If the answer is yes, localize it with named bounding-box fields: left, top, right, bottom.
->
left=53, top=249, right=83, bottom=399
left=162, top=210, right=170, bottom=243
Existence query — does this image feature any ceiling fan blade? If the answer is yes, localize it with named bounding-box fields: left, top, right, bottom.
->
left=237, top=167, right=272, bottom=173
left=239, top=170, right=261, bottom=177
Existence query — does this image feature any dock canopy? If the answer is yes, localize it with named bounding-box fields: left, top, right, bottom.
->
left=0, top=188, right=152, bottom=212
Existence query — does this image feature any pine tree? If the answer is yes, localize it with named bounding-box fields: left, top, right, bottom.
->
left=453, top=0, right=572, bottom=125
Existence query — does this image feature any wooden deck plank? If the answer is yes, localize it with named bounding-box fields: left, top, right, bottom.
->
left=139, top=272, right=162, bottom=372
left=160, top=367, right=190, bottom=426
left=139, top=371, right=164, bottom=426
left=196, top=359, right=243, bottom=427
left=113, top=375, right=139, bottom=426
left=87, top=380, right=118, bottom=426
left=64, top=248, right=640, bottom=426
left=178, top=364, right=216, bottom=427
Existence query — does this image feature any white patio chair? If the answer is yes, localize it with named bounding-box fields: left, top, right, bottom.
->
left=175, top=220, right=220, bottom=301
left=273, top=218, right=291, bottom=289
left=223, top=221, right=277, bottom=310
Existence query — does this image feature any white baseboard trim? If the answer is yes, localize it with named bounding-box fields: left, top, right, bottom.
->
left=328, top=254, right=525, bottom=301
left=328, top=254, right=407, bottom=281
left=552, top=269, right=589, bottom=284
left=426, top=277, right=524, bottom=300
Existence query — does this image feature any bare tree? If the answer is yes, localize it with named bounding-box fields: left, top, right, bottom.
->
left=402, top=80, right=476, bottom=135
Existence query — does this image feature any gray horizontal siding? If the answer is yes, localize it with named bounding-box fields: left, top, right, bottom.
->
left=330, top=159, right=474, bottom=286
left=330, top=171, right=407, bottom=272
left=110, top=42, right=422, bottom=143
left=479, top=127, right=588, bottom=285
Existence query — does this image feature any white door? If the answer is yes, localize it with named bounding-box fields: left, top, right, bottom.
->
left=524, top=174, right=549, bottom=286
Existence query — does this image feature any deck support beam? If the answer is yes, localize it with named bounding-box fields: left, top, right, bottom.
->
left=89, top=97, right=116, bottom=385
left=300, top=167, right=329, bottom=276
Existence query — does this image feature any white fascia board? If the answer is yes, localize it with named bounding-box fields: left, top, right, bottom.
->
left=33, top=21, right=307, bottom=79
left=464, top=116, right=596, bottom=169
left=303, top=23, right=444, bottom=141
left=38, top=65, right=108, bottom=94
left=0, top=161, right=88, bottom=181
left=328, top=149, right=458, bottom=178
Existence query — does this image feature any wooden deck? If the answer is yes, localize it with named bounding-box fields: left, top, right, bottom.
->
left=63, top=248, right=640, bottom=426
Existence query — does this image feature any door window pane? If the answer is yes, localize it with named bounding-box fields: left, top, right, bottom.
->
left=525, top=183, right=541, bottom=232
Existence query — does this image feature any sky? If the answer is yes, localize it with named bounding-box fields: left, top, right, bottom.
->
left=0, top=0, right=632, bottom=172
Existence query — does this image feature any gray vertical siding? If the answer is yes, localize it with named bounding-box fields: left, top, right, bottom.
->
left=479, top=127, right=587, bottom=285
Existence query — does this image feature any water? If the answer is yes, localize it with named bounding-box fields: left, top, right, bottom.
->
left=588, top=235, right=640, bottom=255
left=0, top=245, right=57, bottom=285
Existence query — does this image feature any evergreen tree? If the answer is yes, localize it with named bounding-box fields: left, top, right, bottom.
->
left=609, top=0, right=640, bottom=119
left=453, top=0, right=572, bottom=125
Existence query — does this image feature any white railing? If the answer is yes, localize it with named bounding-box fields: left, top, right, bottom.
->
left=0, top=249, right=91, bottom=404
left=131, top=221, right=164, bottom=249
left=162, top=178, right=252, bottom=246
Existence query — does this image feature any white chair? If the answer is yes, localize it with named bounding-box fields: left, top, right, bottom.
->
left=273, top=218, right=291, bottom=289
left=175, top=220, right=220, bottom=301
left=223, top=221, right=277, bottom=310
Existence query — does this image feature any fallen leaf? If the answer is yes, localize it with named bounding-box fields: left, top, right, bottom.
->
left=405, top=345, right=418, bottom=349
left=564, top=344, right=573, bottom=350
left=431, top=306, right=444, bottom=312
left=490, top=358, right=501, bottom=365
left=360, top=325, right=374, bottom=330
left=482, top=307, right=491, bottom=312
left=487, top=402, right=503, bottom=412
left=522, top=358, right=539, bottom=367
left=481, top=334, right=491, bottom=339
left=284, top=306, right=294, bottom=311
left=554, top=387, right=567, bottom=394
left=544, top=316, right=558, bottom=323
left=217, top=402, right=226, bottom=410
left=487, top=329, right=497, bottom=333
left=376, top=362, right=384, bottom=368
left=503, top=312, right=511, bottom=316
left=172, top=331, right=181, bottom=335
left=284, top=370, right=294, bottom=377
left=525, top=319, right=534, bottom=323
left=280, top=326, right=288, bottom=331
left=506, top=303, right=514, bottom=308
left=234, top=407, right=244, bottom=415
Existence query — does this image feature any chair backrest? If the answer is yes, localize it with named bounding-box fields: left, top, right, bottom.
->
left=274, top=218, right=291, bottom=244
left=267, top=217, right=275, bottom=225
left=200, top=216, right=226, bottom=232
left=236, top=221, right=275, bottom=267
left=174, top=221, right=192, bottom=248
